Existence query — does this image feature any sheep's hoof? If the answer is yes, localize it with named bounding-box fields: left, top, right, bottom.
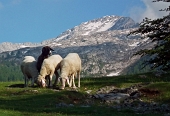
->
left=53, top=84, right=57, bottom=87
left=72, top=86, right=77, bottom=89
left=59, top=86, right=65, bottom=90
left=48, top=86, right=53, bottom=89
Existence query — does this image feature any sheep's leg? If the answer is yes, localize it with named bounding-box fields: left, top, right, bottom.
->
left=31, top=79, right=34, bottom=87
left=31, top=77, right=34, bottom=87
left=24, top=75, right=28, bottom=87
left=54, top=71, right=59, bottom=86
left=24, top=77, right=27, bottom=87
left=49, top=75, right=53, bottom=87
left=57, top=77, right=61, bottom=85
left=72, top=74, right=77, bottom=88
left=69, top=75, right=73, bottom=87
left=65, top=77, right=70, bottom=86
left=77, top=71, right=80, bottom=88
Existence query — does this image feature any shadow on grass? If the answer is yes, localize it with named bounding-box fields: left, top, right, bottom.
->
left=6, top=84, right=40, bottom=88
left=0, top=89, right=102, bottom=115
left=6, top=84, right=25, bottom=88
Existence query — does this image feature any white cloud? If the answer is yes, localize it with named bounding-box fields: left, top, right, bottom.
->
left=0, top=2, right=4, bottom=9
left=10, top=0, right=21, bottom=5
left=0, top=0, right=21, bottom=10
left=130, top=0, right=169, bottom=22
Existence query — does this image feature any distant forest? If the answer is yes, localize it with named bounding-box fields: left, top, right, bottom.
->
left=0, top=60, right=151, bottom=82
left=0, top=61, right=23, bottom=82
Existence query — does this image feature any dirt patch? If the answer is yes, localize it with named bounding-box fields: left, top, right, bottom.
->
left=139, top=88, right=160, bottom=97
left=12, top=90, right=39, bottom=95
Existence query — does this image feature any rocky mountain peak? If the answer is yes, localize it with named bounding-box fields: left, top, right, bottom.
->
left=42, top=15, right=139, bottom=46
left=0, top=15, right=151, bottom=76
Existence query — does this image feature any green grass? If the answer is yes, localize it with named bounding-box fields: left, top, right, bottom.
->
left=0, top=72, right=170, bottom=116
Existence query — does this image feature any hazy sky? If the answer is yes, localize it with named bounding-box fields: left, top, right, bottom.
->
left=0, top=0, right=169, bottom=43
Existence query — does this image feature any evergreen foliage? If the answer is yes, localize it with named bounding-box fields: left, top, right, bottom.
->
left=153, top=0, right=170, bottom=11
left=129, top=1, right=170, bottom=71
left=122, top=56, right=152, bottom=75
left=0, top=61, right=23, bottom=82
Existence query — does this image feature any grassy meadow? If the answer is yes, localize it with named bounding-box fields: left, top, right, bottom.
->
left=0, top=72, right=170, bottom=116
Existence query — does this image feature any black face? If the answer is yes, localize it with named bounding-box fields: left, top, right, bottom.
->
left=42, top=46, right=54, bottom=56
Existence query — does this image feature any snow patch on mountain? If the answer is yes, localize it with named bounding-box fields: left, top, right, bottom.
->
left=107, top=72, right=120, bottom=76
left=20, top=45, right=29, bottom=48
left=129, top=42, right=140, bottom=47
left=55, top=34, right=69, bottom=41
left=81, top=19, right=117, bottom=35
left=81, top=16, right=119, bottom=35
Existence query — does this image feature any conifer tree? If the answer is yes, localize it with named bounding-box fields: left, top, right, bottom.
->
left=129, top=0, right=170, bottom=71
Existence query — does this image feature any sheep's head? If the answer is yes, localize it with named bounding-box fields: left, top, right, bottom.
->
left=37, top=75, right=46, bottom=88
left=42, top=46, right=54, bottom=57
left=59, top=77, right=70, bottom=90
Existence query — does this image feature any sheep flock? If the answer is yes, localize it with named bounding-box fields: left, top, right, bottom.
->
left=20, top=46, right=82, bottom=90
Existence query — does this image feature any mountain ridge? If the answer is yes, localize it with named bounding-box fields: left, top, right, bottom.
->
left=0, top=15, right=139, bottom=53
left=0, top=15, right=151, bottom=76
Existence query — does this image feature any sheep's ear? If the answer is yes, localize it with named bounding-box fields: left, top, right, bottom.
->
left=50, top=48, right=54, bottom=51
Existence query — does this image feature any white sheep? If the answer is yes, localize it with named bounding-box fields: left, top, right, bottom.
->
left=20, top=56, right=39, bottom=87
left=37, top=54, right=63, bottom=87
left=59, top=53, right=81, bottom=90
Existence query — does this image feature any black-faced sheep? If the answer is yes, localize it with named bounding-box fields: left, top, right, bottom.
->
left=59, top=53, right=81, bottom=90
left=36, top=46, right=54, bottom=73
left=37, top=54, right=63, bottom=87
left=20, top=56, right=39, bottom=87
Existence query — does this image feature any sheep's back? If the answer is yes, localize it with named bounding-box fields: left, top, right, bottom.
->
left=23, top=56, right=36, bottom=63
left=65, top=53, right=81, bottom=70
left=41, top=54, right=63, bottom=72
left=21, top=56, right=38, bottom=78
left=60, top=53, right=81, bottom=76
